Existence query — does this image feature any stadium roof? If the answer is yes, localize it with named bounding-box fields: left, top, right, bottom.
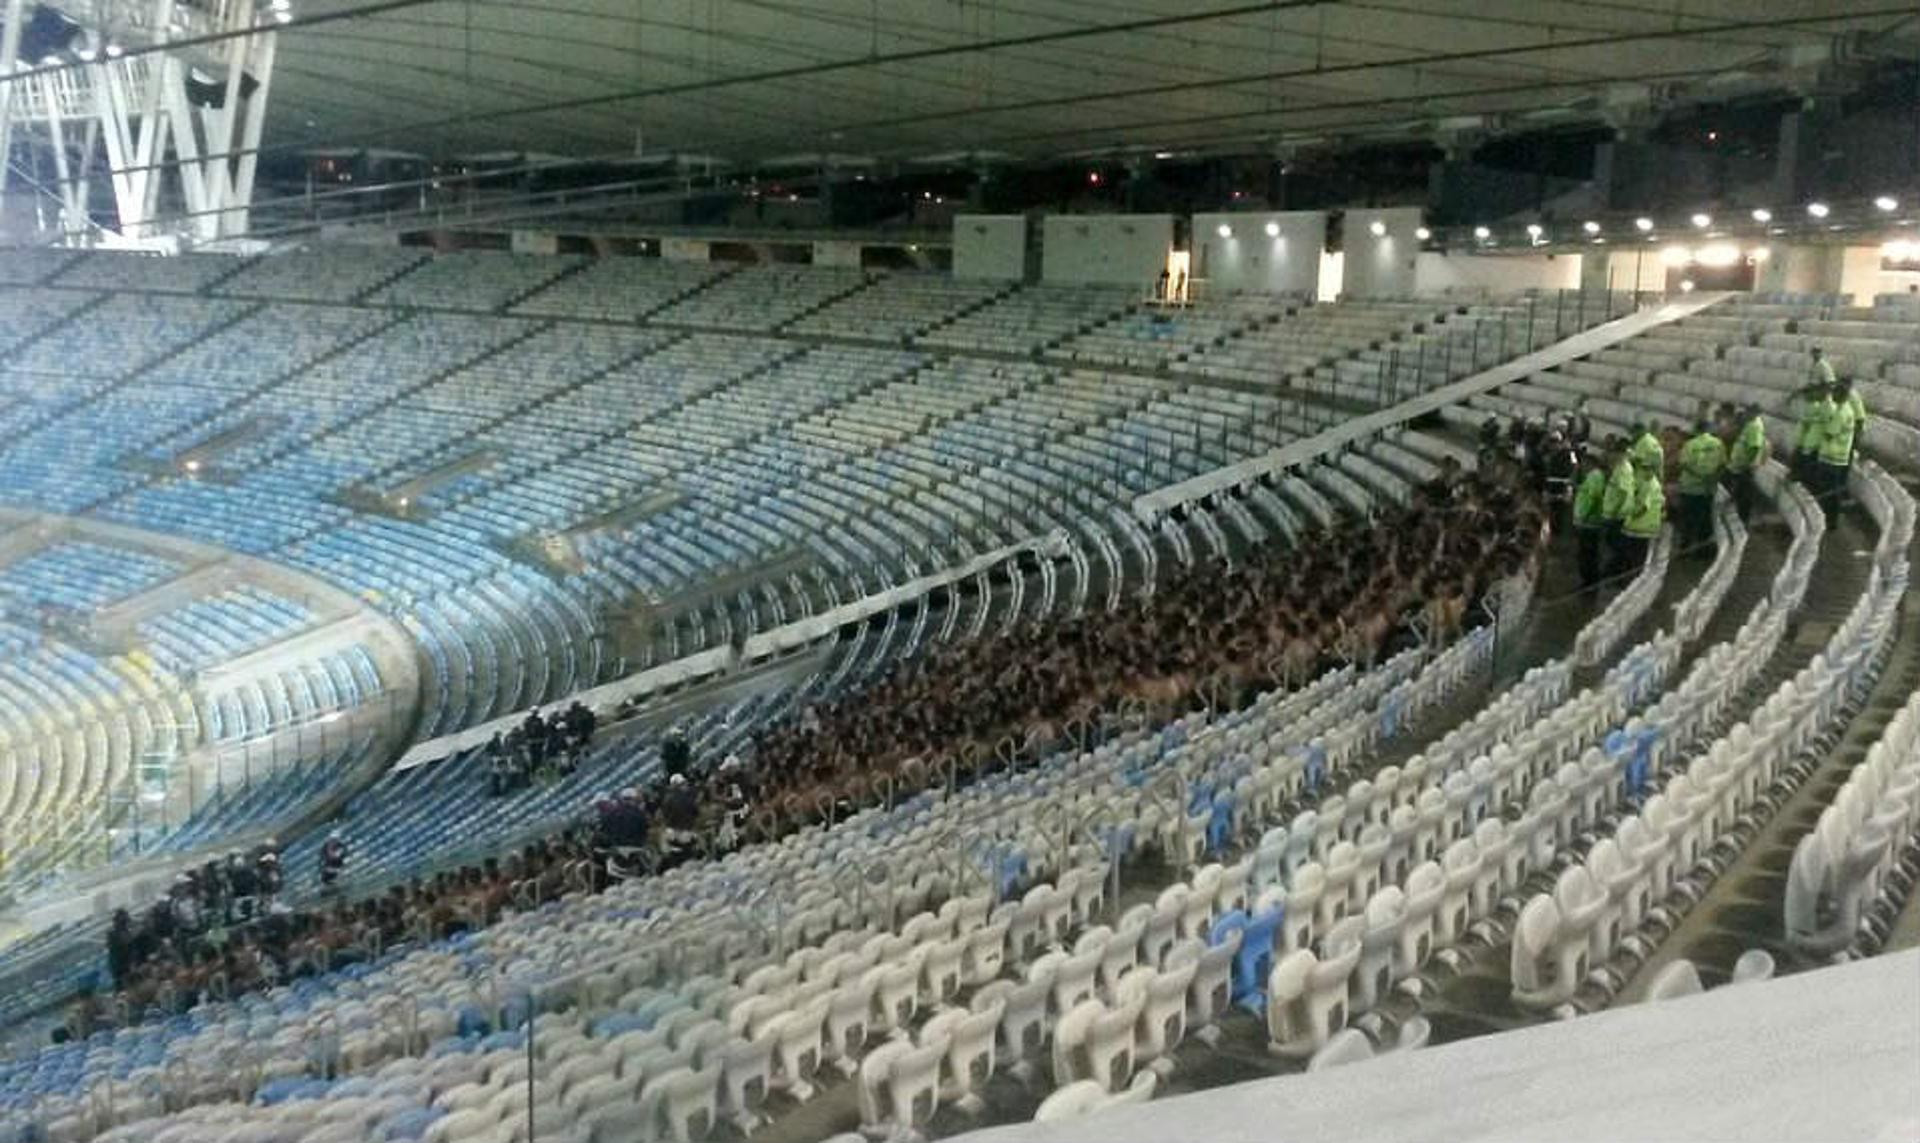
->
left=269, top=0, right=1917, bottom=166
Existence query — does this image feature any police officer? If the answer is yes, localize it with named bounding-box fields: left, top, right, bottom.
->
left=1677, top=419, right=1727, bottom=556
left=1572, top=450, right=1609, bottom=591
left=1816, top=380, right=1861, bottom=516
left=1630, top=421, right=1665, bottom=478
left=1601, top=439, right=1638, bottom=580
left=1792, top=382, right=1834, bottom=486
left=1725, top=405, right=1768, bottom=522
left=1618, top=461, right=1666, bottom=572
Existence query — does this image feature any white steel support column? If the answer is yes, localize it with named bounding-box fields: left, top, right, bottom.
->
left=10, top=0, right=279, bottom=242
left=0, top=0, right=26, bottom=197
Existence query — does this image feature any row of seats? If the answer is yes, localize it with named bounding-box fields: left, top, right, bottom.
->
left=1525, top=462, right=1908, bottom=1010
left=788, top=274, right=1009, bottom=343
left=0, top=445, right=1505, bottom=1140
left=369, top=253, right=587, bottom=313
left=0, top=541, right=180, bottom=613
left=1472, top=295, right=1920, bottom=469
left=1048, top=295, right=1299, bottom=370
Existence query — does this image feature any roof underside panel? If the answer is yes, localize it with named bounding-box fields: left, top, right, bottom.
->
left=265, top=0, right=1912, bottom=160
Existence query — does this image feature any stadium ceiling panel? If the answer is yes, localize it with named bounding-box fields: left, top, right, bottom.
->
left=268, top=0, right=1915, bottom=163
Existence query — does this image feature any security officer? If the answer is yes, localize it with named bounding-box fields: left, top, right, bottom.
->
left=1572, top=451, right=1609, bottom=591
left=1602, top=439, right=1638, bottom=579
left=1677, top=419, right=1727, bottom=555
left=1792, top=382, right=1834, bottom=485
left=1725, top=405, right=1768, bottom=522
left=1816, top=381, right=1861, bottom=515
left=1618, top=463, right=1666, bottom=573
left=1629, top=421, right=1665, bottom=478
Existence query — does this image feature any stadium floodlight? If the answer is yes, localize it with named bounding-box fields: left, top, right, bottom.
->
left=1634, top=217, right=1654, bottom=232
left=1472, top=225, right=1490, bottom=240
left=1525, top=223, right=1543, bottom=238
left=1582, top=220, right=1600, bottom=234
left=1806, top=202, right=1829, bottom=218
left=1217, top=224, right=1232, bottom=238
left=1264, top=221, right=1281, bottom=238
left=1750, top=208, right=1771, bottom=223
left=1690, top=212, right=1711, bottom=229
left=1414, top=227, right=1431, bottom=240
left=1874, top=196, right=1899, bottom=212
left=1367, top=220, right=1387, bottom=237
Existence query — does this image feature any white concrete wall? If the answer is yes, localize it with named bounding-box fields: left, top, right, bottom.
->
left=952, top=214, right=1027, bottom=281
left=1414, top=251, right=1582, bottom=295
left=1839, top=244, right=1920, bottom=302
left=1190, top=211, right=1326, bottom=296
left=662, top=238, right=710, bottom=263
left=1340, top=207, right=1424, bottom=298
left=1596, top=246, right=1671, bottom=294
left=1041, top=214, right=1174, bottom=287
left=812, top=240, right=863, bottom=268
left=1753, top=244, right=1844, bottom=295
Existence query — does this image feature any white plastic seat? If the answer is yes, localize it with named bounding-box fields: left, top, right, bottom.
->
left=1644, top=959, right=1705, bottom=1003
left=1396, top=862, right=1445, bottom=978
left=939, top=1001, right=1002, bottom=1113
left=1050, top=999, right=1105, bottom=1088
left=1266, top=915, right=1363, bottom=1059
left=1354, top=887, right=1406, bottom=1013
left=1437, top=839, right=1479, bottom=948
left=655, top=1063, right=720, bottom=1143
left=769, top=995, right=829, bottom=1102
left=1511, top=867, right=1606, bottom=1012
left=1282, top=862, right=1325, bottom=953
left=823, top=978, right=872, bottom=1077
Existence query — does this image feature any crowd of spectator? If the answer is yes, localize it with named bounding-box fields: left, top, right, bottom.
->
left=67, top=464, right=1550, bottom=1044
left=595, top=462, right=1548, bottom=851
left=484, top=701, right=597, bottom=796
left=74, top=836, right=602, bottom=1040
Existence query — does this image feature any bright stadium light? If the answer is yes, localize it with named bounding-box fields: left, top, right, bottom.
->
left=1806, top=202, right=1830, bottom=218
left=1414, top=226, right=1431, bottom=240
left=1368, top=220, right=1387, bottom=237
left=1582, top=220, right=1601, bottom=235
left=1265, top=221, right=1281, bottom=238
left=1690, top=212, right=1711, bottom=229
left=1874, top=195, right=1899, bottom=212
left=1525, top=223, right=1544, bottom=238
left=1751, top=207, right=1772, bottom=223
left=1472, top=225, right=1490, bottom=240
left=1695, top=243, right=1740, bottom=267
left=1634, top=217, right=1654, bottom=232
left=1217, top=223, right=1233, bottom=239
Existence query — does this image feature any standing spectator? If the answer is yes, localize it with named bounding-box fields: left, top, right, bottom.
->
left=254, top=841, right=283, bottom=904
left=661, top=731, right=692, bottom=780
left=107, top=909, right=135, bottom=990
left=1540, top=429, right=1578, bottom=527
left=1567, top=400, right=1593, bottom=448
left=319, top=832, right=349, bottom=890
